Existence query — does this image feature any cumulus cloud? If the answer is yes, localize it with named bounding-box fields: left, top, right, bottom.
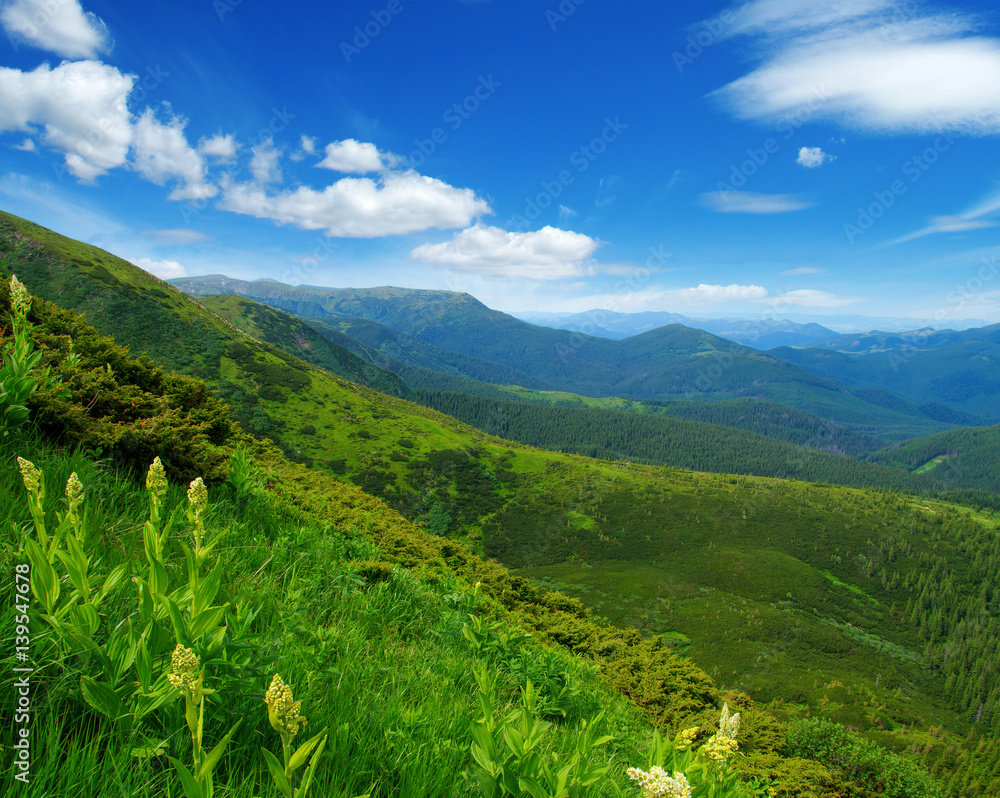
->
left=249, top=140, right=282, bottom=185
left=773, top=288, right=861, bottom=307
left=134, top=257, right=186, bottom=279
left=411, top=224, right=599, bottom=280
left=131, top=110, right=216, bottom=201
left=712, top=0, right=1000, bottom=134
left=700, top=191, right=814, bottom=214
left=290, top=134, right=317, bottom=162
left=317, top=138, right=394, bottom=173
left=219, top=169, right=491, bottom=238
left=1, top=0, right=110, bottom=59
left=0, top=60, right=133, bottom=181
left=661, top=283, right=769, bottom=306
left=797, top=146, right=834, bottom=168
left=198, top=133, right=237, bottom=162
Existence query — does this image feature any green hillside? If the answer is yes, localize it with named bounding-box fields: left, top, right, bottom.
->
left=5, top=211, right=1000, bottom=795
left=870, top=425, right=1000, bottom=504
left=414, top=390, right=926, bottom=492
left=772, top=329, right=1000, bottom=422
left=171, top=275, right=958, bottom=441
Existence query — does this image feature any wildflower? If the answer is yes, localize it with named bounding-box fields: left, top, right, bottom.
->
left=699, top=733, right=738, bottom=762
left=626, top=765, right=692, bottom=798
left=146, top=457, right=167, bottom=498
left=265, top=674, right=307, bottom=738
left=10, top=275, right=30, bottom=319
left=17, top=457, right=41, bottom=495
left=187, top=477, right=207, bottom=511
left=65, top=472, right=83, bottom=514
left=167, top=644, right=200, bottom=693
left=674, top=726, right=699, bottom=751
left=718, top=703, right=740, bottom=740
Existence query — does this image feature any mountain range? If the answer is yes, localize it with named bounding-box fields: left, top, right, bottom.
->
left=6, top=208, right=1000, bottom=797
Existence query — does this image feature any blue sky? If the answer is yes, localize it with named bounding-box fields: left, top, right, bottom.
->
left=2, top=0, right=1000, bottom=325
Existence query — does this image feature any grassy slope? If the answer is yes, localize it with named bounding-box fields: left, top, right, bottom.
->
left=170, top=275, right=955, bottom=441
left=4, top=212, right=1000, bottom=786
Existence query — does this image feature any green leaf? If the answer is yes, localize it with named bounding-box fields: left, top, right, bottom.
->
left=193, top=561, right=225, bottom=618
left=189, top=605, right=227, bottom=640
left=168, top=755, right=204, bottom=798
left=196, top=720, right=241, bottom=782
left=288, top=726, right=328, bottom=773
left=99, top=563, right=129, bottom=604
left=81, top=676, right=122, bottom=720
left=160, top=594, right=189, bottom=646
left=69, top=602, right=100, bottom=639
left=261, top=747, right=293, bottom=798
left=25, top=537, right=58, bottom=611
left=297, top=734, right=328, bottom=798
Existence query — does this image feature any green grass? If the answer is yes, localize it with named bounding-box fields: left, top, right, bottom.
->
left=0, top=430, right=653, bottom=797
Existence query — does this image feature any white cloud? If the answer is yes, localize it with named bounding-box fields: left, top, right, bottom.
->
left=411, top=224, right=599, bottom=280
left=1, top=0, right=110, bottom=59
left=0, top=60, right=133, bottom=181
left=890, top=186, right=1000, bottom=244
left=249, top=140, right=282, bottom=184
left=773, top=288, right=862, bottom=307
left=13, top=138, right=34, bottom=151
left=700, top=191, right=814, bottom=214
left=131, top=110, right=216, bottom=201
left=797, top=146, right=834, bottom=168
left=290, top=134, right=317, bottom=162
left=661, top=283, right=769, bottom=306
left=317, top=139, right=393, bottom=173
left=558, top=204, right=577, bottom=221
left=219, top=169, right=491, bottom=238
left=781, top=266, right=825, bottom=275
left=198, top=133, right=237, bottom=162
left=713, top=0, right=1000, bottom=134
left=134, top=257, right=186, bottom=279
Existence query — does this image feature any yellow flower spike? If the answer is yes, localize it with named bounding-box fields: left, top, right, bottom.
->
left=167, top=644, right=200, bottom=693
left=66, top=472, right=83, bottom=513
left=146, top=457, right=167, bottom=499
left=673, top=726, right=699, bottom=751
left=10, top=275, right=31, bottom=318
left=265, top=674, right=308, bottom=739
left=187, top=477, right=207, bottom=511
left=718, top=703, right=740, bottom=741
left=17, top=457, right=41, bottom=495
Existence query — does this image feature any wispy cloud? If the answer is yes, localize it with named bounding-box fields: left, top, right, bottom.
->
left=781, top=266, right=825, bottom=275
left=773, top=288, right=862, bottom=307
left=890, top=185, right=1000, bottom=244
left=700, top=191, right=814, bottom=214
left=713, top=0, right=1000, bottom=134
